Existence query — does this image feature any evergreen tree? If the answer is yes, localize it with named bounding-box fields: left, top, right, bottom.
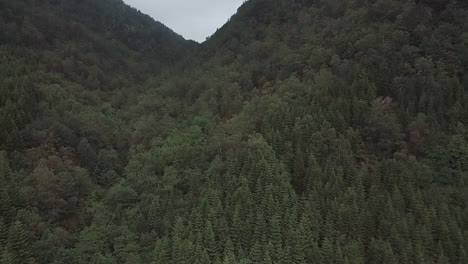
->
left=321, top=238, right=335, bottom=264
left=0, top=218, right=7, bottom=246
left=7, top=221, right=32, bottom=263
left=1, top=248, right=16, bottom=264
left=249, top=242, right=263, bottom=264
left=0, top=0, right=467, bottom=263
left=204, top=220, right=219, bottom=262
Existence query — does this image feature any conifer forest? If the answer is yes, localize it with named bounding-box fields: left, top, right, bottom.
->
left=0, top=0, right=468, bottom=263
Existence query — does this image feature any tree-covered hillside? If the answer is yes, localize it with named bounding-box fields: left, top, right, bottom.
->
left=0, top=0, right=195, bottom=262
left=0, top=0, right=196, bottom=153
left=1, top=0, right=467, bottom=263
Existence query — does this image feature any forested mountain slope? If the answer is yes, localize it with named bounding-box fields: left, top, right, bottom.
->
left=0, top=0, right=195, bottom=263
left=125, top=0, right=468, bottom=263
left=0, top=0, right=196, bottom=150
left=1, top=0, right=468, bottom=263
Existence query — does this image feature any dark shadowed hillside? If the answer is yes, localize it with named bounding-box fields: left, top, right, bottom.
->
left=0, top=0, right=195, bottom=262
left=1, top=0, right=467, bottom=263
left=50, top=0, right=197, bottom=62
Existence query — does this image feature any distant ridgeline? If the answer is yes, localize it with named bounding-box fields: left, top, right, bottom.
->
left=0, top=0, right=467, bottom=263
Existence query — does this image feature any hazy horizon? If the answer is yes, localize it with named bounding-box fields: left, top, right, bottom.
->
left=123, top=0, right=246, bottom=42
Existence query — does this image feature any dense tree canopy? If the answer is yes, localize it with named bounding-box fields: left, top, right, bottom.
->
left=0, top=0, right=467, bottom=263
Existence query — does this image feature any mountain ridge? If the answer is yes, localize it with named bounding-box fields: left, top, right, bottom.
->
left=0, top=0, right=467, bottom=263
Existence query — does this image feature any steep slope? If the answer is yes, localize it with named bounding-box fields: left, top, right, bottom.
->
left=119, top=0, right=468, bottom=263
left=50, top=0, right=197, bottom=62
left=1, top=0, right=467, bottom=263
left=0, top=0, right=195, bottom=263
left=0, top=0, right=197, bottom=151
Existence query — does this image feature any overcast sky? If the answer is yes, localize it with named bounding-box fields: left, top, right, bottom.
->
left=123, top=0, right=246, bottom=42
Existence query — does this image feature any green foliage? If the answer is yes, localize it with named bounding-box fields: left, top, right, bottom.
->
left=0, top=0, right=467, bottom=263
left=7, top=221, right=32, bottom=263
left=105, top=181, right=139, bottom=207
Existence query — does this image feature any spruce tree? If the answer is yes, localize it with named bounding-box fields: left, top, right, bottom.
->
left=249, top=242, right=263, bottom=264
left=262, top=242, right=273, bottom=264
left=281, top=245, right=293, bottom=264
left=204, top=220, right=219, bottom=262
left=7, top=221, right=31, bottom=263
left=0, top=248, right=15, bottom=264
left=223, top=238, right=236, bottom=264
left=268, top=213, right=282, bottom=262
left=0, top=218, right=7, bottom=246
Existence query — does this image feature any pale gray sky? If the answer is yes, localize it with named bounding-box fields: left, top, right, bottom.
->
left=124, top=0, right=246, bottom=42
